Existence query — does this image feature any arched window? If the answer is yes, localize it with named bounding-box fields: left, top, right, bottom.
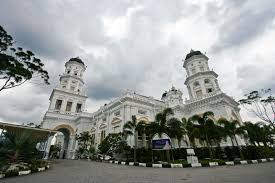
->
left=193, top=81, right=200, bottom=87
left=207, top=88, right=213, bottom=93
left=204, top=79, right=210, bottom=84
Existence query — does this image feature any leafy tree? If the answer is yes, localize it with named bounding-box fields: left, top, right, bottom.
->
left=98, top=133, right=130, bottom=157
left=76, top=131, right=92, bottom=158
left=218, top=118, right=245, bottom=159
left=76, top=131, right=92, bottom=150
left=148, top=108, right=174, bottom=138
left=239, top=89, right=275, bottom=128
left=49, top=144, right=61, bottom=159
left=146, top=108, right=174, bottom=161
left=242, top=122, right=274, bottom=146
left=182, top=117, right=198, bottom=147
left=0, top=129, right=40, bottom=162
left=189, top=111, right=220, bottom=158
left=167, top=117, right=186, bottom=148
left=123, top=115, right=146, bottom=162
left=0, top=25, right=49, bottom=91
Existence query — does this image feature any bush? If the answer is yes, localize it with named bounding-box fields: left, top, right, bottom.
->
left=29, top=160, right=48, bottom=172
left=241, top=146, right=275, bottom=160
left=136, top=148, right=152, bottom=163
left=5, top=170, right=19, bottom=177
left=224, top=147, right=240, bottom=160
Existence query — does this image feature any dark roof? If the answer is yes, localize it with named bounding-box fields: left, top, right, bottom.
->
left=162, top=91, right=167, bottom=98
left=185, top=50, right=203, bottom=60
left=68, top=57, right=85, bottom=65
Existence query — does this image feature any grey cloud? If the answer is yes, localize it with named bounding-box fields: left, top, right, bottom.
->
left=211, top=0, right=275, bottom=51
left=237, top=63, right=275, bottom=95
left=0, top=0, right=274, bottom=124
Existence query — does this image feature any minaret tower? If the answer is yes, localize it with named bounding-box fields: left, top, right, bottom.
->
left=48, top=57, right=88, bottom=114
left=183, top=50, right=221, bottom=99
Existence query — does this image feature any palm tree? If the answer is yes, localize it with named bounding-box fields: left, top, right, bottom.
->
left=145, top=108, right=174, bottom=162
left=218, top=118, right=245, bottom=159
left=189, top=111, right=216, bottom=158
left=76, top=131, right=92, bottom=151
left=123, top=115, right=146, bottom=162
left=167, top=117, right=186, bottom=148
left=145, top=108, right=174, bottom=147
left=243, top=122, right=274, bottom=146
left=0, top=129, right=39, bottom=162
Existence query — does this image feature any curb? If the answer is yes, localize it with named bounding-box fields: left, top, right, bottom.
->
left=0, top=165, right=50, bottom=179
left=107, top=158, right=275, bottom=169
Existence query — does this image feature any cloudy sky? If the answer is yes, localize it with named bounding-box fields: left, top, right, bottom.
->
left=0, top=0, right=275, bottom=124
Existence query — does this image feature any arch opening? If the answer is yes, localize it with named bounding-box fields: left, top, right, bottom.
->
left=50, top=124, right=75, bottom=159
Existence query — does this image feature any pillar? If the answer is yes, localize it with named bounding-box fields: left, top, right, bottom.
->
left=43, top=135, right=54, bottom=159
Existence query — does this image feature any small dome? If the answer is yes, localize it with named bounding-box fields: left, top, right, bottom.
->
left=185, top=50, right=203, bottom=60
left=162, top=91, right=167, bottom=98
left=171, top=86, right=176, bottom=91
left=68, top=57, right=85, bottom=65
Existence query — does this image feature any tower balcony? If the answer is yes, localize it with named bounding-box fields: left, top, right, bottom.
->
left=185, top=90, right=222, bottom=104
left=55, top=85, right=87, bottom=96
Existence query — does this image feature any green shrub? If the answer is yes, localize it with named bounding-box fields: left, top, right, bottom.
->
left=241, top=146, right=275, bottom=160
left=5, top=170, right=19, bottom=177
left=29, top=160, right=48, bottom=172
left=136, top=148, right=152, bottom=163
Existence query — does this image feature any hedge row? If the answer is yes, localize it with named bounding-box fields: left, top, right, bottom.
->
left=124, top=146, right=275, bottom=163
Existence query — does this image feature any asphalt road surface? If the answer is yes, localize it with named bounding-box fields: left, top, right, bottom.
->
left=3, top=160, right=275, bottom=183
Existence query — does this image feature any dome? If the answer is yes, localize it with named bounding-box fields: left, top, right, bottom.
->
left=185, top=50, right=203, bottom=60
left=67, top=57, right=85, bottom=65
left=162, top=91, right=167, bottom=98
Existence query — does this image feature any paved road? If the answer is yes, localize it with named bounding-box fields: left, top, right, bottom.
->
left=3, top=160, right=275, bottom=183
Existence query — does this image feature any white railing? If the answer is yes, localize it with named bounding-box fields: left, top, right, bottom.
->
left=185, top=90, right=222, bottom=104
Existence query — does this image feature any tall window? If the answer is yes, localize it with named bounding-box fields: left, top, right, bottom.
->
left=204, top=79, right=210, bottom=84
left=138, top=131, right=142, bottom=140
left=113, top=126, right=119, bottom=133
left=55, top=100, right=62, bottom=110
left=196, top=90, right=203, bottom=97
left=114, top=111, right=120, bottom=116
left=91, top=134, right=95, bottom=145
left=100, top=130, right=106, bottom=142
left=207, top=88, right=213, bottom=93
left=194, top=81, right=200, bottom=87
left=191, top=67, right=196, bottom=74
left=138, top=109, right=147, bottom=115
left=76, top=103, right=82, bottom=112
left=66, top=102, right=72, bottom=111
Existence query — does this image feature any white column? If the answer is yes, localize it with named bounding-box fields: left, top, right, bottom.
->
left=67, top=135, right=76, bottom=159
left=61, top=99, right=67, bottom=112
left=200, top=79, right=207, bottom=95
left=43, top=135, right=54, bottom=159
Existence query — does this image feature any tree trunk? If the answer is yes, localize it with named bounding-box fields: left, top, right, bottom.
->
left=177, top=138, right=182, bottom=149
left=171, top=149, right=174, bottom=162
left=234, top=135, right=244, bottom=159
left=230, top=137, right=235, bottom=147
left=166, top=150, right=170, bottom=162
left=205, top=134, right=212, bottom=159
left=134, top=131, right=137, bottom=162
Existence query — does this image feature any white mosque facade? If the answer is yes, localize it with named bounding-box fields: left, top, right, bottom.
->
left=41, top=51, right=244, bottom=159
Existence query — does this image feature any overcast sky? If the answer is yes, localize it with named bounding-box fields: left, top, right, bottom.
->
left=0, top=0, right=275, bottom=124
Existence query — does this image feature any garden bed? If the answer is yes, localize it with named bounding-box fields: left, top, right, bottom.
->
left=0, top=160, right=50, bottom=179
